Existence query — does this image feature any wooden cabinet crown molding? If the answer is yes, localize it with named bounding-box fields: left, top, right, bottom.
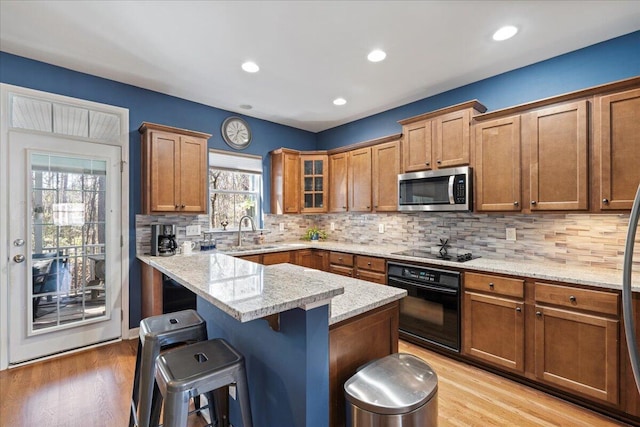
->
left=139, top=121, right=211, bottom=139
left=398, top=100, right=487, bottom=125
left=474, top=76, right=640, bottom=122
left=326, top=133, right=402, bottom=155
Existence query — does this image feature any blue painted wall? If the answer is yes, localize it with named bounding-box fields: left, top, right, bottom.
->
left=1, top=30, right=639, bottom=325
left=197, top=298, right=330, bottom=427
left=317, top=30, right=640, bottom=149
left=0, top=52, right=317, bottom=325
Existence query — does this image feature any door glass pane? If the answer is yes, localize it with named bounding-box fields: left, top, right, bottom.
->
left=315, top=194, right=324, bottom=208
left=31, top=153, right=107, bottom=331
left=304, top=160, right=313, bottom=175
left=304, top=177, right=313, bottom=191
left=304, top=194, right=313, bottom=208
left=315, top=177, right=323, bottom=191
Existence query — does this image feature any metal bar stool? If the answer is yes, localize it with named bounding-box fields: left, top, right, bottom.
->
left=129, top=309, right=208, bottom=427
left=153, top=338, right=253, bottom=427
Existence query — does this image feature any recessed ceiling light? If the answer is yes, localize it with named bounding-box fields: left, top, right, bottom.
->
left=367, top=49, right=386, bottom=62
left=493, top=25, right=518, bottom=41
left=241, top=61, right=260, bottom=73
left=333, top=98, right=347, bottom=106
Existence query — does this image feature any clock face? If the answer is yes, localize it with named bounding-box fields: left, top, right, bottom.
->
left=222, top=117, right=252, bottom=149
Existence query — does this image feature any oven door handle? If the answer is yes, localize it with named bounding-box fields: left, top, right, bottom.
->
left=388, top=277, right=458, bottom=295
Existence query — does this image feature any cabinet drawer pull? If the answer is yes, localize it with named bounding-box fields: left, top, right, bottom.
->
left=569, top=295, right=576, bottom=302
left=603, top=198, right=609, bottom=204
left=531, top=200, right=537, bottom=205
left=367, top=262, right=371, bottom=266
left=515, top=307, right=522, bottom=312
left=489, top=282, right=494, bottom=289
left=536, top=311, right=542, bottom=317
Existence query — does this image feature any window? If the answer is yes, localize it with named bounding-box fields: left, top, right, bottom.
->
left=209, top=150, right=263, bottom=230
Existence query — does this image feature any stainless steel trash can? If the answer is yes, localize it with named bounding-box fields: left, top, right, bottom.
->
left=344, top=353, right=438, bottom=427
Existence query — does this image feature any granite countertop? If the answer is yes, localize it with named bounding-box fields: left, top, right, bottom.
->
left=218, top=241, right=640, bottom=292
left=137, top=252, right=406, bottom=324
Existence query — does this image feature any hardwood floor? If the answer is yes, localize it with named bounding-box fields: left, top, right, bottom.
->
left=0, top=339, right=630, bottom=427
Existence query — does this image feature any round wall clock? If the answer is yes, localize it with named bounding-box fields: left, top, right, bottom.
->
left=221, top=116, right=252, bottom=150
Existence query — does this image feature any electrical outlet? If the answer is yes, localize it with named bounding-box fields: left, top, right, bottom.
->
left=378, top=223, right=385, bottom=233
left=185, top=225, right=200, bottom=236
left=506, top=228, right=516, bottom=241
left=279, top=223, right=285, bottom=231
left=330, top=222, right=335, bottom=231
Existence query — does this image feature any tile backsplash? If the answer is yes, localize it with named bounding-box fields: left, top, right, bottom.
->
left=263, top=212, right=640, bottom=272
left=136, top=212, right=639, bottom=272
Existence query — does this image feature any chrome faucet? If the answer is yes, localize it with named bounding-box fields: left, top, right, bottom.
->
left=237, top=215, right=256, bottom=246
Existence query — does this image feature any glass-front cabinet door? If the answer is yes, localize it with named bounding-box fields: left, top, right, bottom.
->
left=300, top=154, right=328, bottom=213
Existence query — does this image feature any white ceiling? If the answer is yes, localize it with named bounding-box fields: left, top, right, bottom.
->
left=1, top=1, right=639, bottom=133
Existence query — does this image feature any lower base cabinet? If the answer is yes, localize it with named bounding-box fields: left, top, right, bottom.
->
left=329, top=301, right=399, bottom=427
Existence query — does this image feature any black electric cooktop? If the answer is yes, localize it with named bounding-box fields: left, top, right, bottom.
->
left=391, top=249, right=480, bottom=263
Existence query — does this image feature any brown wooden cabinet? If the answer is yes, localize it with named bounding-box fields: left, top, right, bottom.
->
left=534, top=282, right=619, bottom=405
left=523, top=100, right=589, bottom=211
left=295, top=248, right=329, bottom=271
left=594, top=87, right=640, bottom=211
left=300, top=154, right=328, bottom=213
left=329, top=252, right=354, bottom=277
left=238, top=251, right=293, bottom=265
left=474, top=116, right=522, bottom=211
left=329, top=152, right=348, bottom=212
left=140, top=122, right=210, bottom=214
left=399, top=101, right=486, bottom=173
left=354, top=255, right=386, bottom=284
left=348, top=147, right=372, bottom=212
left=270, top=148, right=300, bottom=214
left=463, top=272, right=525, bottom=373
left=372, top=140, right=400, bottom=212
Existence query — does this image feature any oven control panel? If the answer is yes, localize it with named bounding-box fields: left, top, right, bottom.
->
left=387, top=262, right=460, bottom=288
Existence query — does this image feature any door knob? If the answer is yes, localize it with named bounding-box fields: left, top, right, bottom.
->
left=13, top=254, right=25, bottom=263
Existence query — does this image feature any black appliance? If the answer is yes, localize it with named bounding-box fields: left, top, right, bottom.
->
left=392, top=238, right=479, bottom=263
left=163, top=275, right=196, bottom=314
left=150, top=224, right=177, bottom=256
left=387, top=262, right=461, bottom=352
left=398, top=166, right=472, bottom=212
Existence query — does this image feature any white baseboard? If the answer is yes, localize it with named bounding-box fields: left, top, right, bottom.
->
left=128, top=327, right=139, bottom=340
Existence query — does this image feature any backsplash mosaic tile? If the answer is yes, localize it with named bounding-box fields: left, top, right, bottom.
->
left=263, top=212, right=640, bottom=272
left=135, top=212, right=639, bottom=272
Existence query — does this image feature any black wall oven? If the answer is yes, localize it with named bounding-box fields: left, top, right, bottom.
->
left=387, top=262, right=461, bottom=352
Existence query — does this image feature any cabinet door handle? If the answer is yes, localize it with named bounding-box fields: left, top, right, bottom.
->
left=515, top=307, right=522, bottom=312
left=602, top=198, right=609, bottom=204
left=374, top=205, right=378, bottom=208
left=366, top=206, right=370, bottom=209
left=425, top=162, right=430, bottom=166
left=174, top=205, right=179, bottom=209
left=514, top=201, right=519, bottom=206
left=436, top=160, right=441, bottom=164
left=569, top=295, right=576, bottom=302
left=489, top=282, right=494, bottom=289
left=531, top=200, right=537, bottom=205
left=536, top=311, right=542, bottom=317
left=367, top=262, right=371, bottom=266
left=181, top=204, right=186, bottom=208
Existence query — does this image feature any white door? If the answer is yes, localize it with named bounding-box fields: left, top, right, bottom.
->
left=8, top=131, right=122, bottom=364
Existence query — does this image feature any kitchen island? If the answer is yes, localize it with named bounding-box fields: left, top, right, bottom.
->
left=137, top=252, right=406, bottom=427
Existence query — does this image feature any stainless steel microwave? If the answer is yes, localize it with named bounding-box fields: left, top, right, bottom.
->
left=398, top=166, right=472, bottom=212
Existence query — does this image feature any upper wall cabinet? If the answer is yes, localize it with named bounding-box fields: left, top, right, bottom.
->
left=140, top=122, right=210, bottom=215
left=399, top=101, right=487, bottom=173
left=270, top=148, right=300, bottom=214
left=329, top=152, right=348, bottom=213
left=300, top=154, right=328, bottom=213
left=593, top=87, right=640, bottom=211
left=372, top=140, right=401, bottom=212
left=348, top=147, right=373, bottom=212
left=522, top=100, right=589, bottom=211
left=474, top=116, right=522, bottom=212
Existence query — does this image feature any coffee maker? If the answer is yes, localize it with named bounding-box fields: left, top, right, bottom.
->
left=150, top=224, right=177, bottom=256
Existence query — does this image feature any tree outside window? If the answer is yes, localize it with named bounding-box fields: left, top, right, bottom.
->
left=209, top=167, right=261, bottom=230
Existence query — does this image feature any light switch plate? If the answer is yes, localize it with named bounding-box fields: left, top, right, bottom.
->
left=330, top=222, right=335, bottom=231
left=279, top=223, right=285, bottom=231
left=186, top=225, right=200, bottom=236
left=378, top=223, right=385, bottom=233
left=506, top=228, right=516, bottom=241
